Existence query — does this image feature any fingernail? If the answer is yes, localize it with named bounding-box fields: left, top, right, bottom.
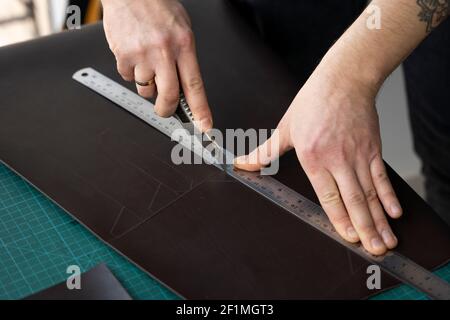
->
left=346, top=227, right=358, bottom=239
left=381, top=230, right=394, bottom=245
left=390, top=203, right=402, bottom=217
left=371, top=237, right=384, bottom=251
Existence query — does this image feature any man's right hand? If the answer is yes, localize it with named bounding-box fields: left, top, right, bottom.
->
left=102, top=0, right=213, bottom=131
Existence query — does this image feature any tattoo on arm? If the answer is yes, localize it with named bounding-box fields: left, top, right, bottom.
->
left=417, top=0, right=450, bottom=32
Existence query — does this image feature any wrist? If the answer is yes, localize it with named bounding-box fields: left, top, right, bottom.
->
left=317, top=44, right=386, bottom=101
left=316, top=14, right=405, bottom=101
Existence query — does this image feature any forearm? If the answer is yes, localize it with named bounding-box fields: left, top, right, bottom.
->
left=318, top=0, right=449, bottom=96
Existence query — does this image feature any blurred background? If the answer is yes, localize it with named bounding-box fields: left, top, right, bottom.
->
left=0, top=0, right=68, bottom=46
left=0, top=0, right=424, bottom=196
left=0, top=0, right=102, bottom=46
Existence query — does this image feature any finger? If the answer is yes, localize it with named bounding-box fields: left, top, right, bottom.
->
left=117, top=60, right=134, bottom=82
left=356, top=162, right=398, bottom=249
left=154, top=59, right=180, bottom=118
left=134, top=64, right=156, bottom=98
left=334, top=167, right=387, bottom=255
left=234, top=128, right=291, bottom=172
left=177, top=47, right=212, bottom=132
left=306, top=168, right=359, bottom=243
left=370, top=155, right=403, bottom=219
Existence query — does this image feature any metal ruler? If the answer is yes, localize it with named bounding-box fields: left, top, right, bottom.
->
left=73, top=68, right=450, bottom=300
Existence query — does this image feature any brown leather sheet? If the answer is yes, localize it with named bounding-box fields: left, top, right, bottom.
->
left=24, top=264, right=132, bottom=300
left=0, top=0, right=448, bottom=299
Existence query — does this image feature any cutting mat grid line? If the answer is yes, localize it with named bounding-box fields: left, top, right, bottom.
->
left=0, top=163, right=178, bottom=300
left=0, top=163, right=448, bottom=300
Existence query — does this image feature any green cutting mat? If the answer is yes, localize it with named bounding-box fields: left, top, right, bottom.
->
left=0, top=162, right=448, bottom=300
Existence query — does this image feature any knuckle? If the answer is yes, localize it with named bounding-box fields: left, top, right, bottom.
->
left=113, top=47, right=131, bottom=60
left=333, top=149, right=349, bottom=165
left=374, top=171, right=389, bottom=184
left=364, top=188, right=378, bottom=203
left=117, top=67, right=132, bottom=80
left=186, top=76, right=204, bottom=94
left=320, top=191, right=342, bottom=207
left=116, top=62, right=129, bottom=73
left=114, top=50, right=126, bottom=62
left=152, top=33, right=172, bottom=49
left=299, top=148, right=314, bottom=161
left=133, top=46, right=147, bottom=59
left=358, top=223, right=377, bottom=236
left=299, top=143, right=320, bottom=161
left=117, top=67, right=128, bottom=77
left=347, top=192, right=366, bottom=206
left=322, top=148, right=348, bottom=168
left=371, top=147, right=382, bottom=157
left=362, top=139, right=380, bottom=154
left=178, top=29, right=195, bottom=48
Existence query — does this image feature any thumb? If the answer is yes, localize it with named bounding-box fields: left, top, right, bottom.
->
left=234, top=127, right=292, bottom=172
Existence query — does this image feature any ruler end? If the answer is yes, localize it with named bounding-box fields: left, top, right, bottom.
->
left=72, top=67, right=96, bottom=81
